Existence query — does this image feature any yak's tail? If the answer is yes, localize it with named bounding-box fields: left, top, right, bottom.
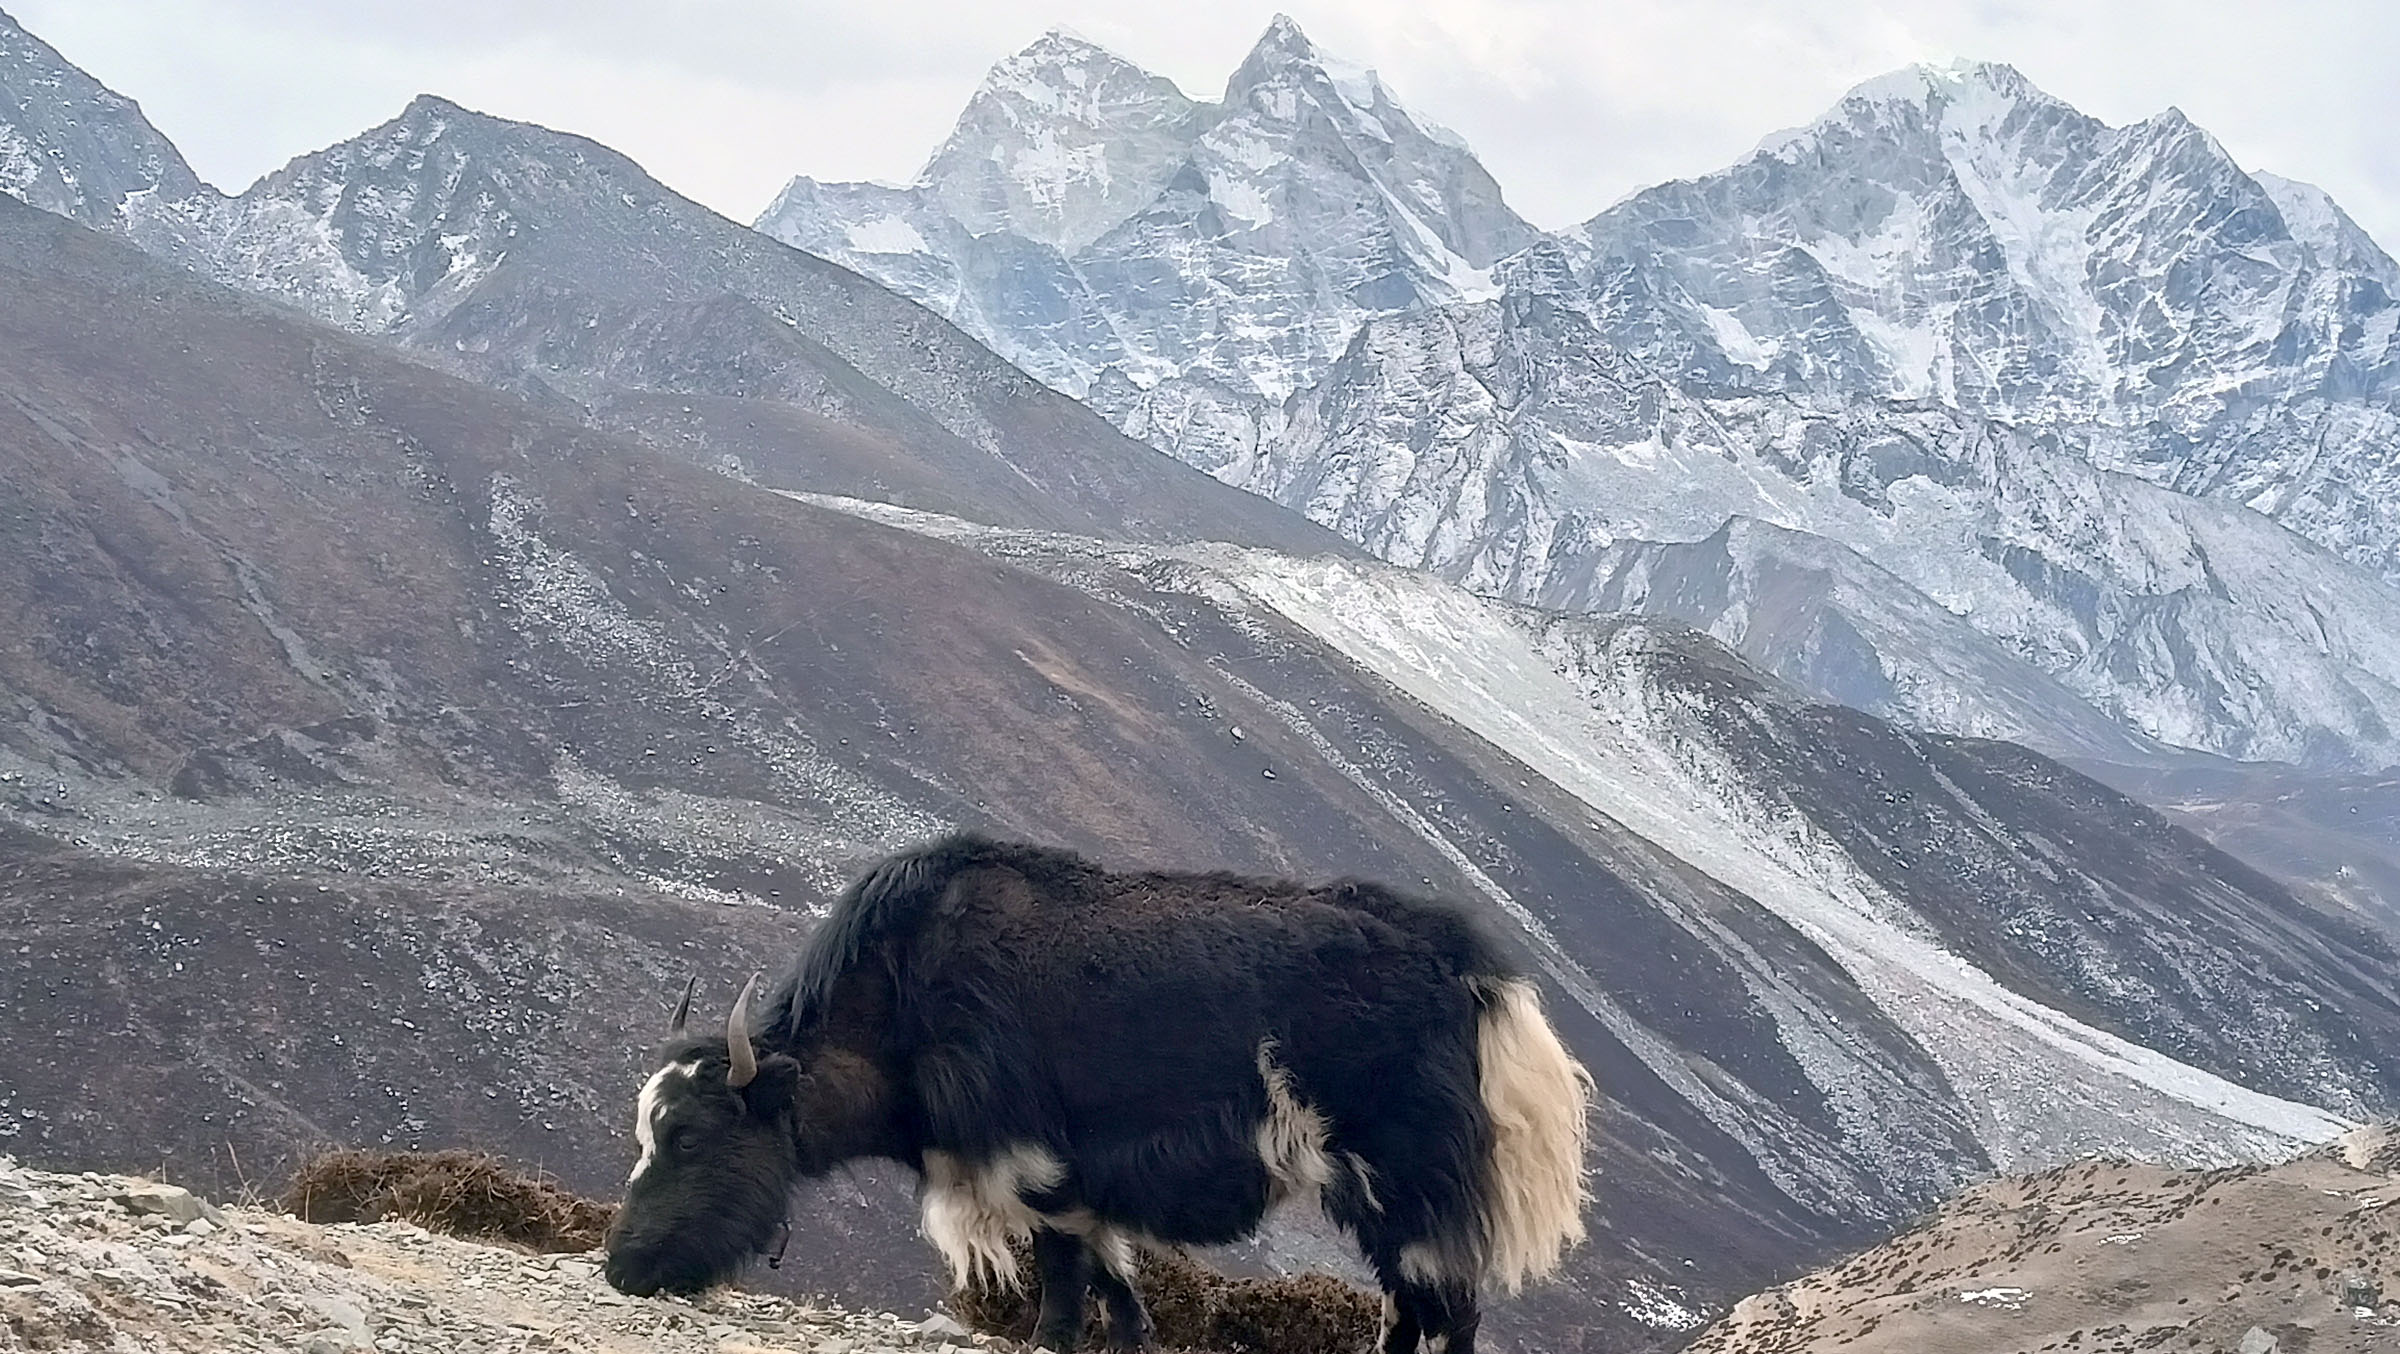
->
left=1471, top=976, right=1594, bottom=1293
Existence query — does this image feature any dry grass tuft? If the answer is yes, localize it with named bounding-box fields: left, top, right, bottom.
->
left=951, top=1237, right=1378, bottom=1354
left=282, top=1148, right=615, bottom=1253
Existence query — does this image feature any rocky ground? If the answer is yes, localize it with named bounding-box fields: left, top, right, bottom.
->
left=1686, top=1124, right=2400, bottom=1353
left=0, top=1156, right=986, bottom=1354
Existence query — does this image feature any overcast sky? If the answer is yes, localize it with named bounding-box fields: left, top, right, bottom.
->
left=16, top=1, right=2399, bottom=249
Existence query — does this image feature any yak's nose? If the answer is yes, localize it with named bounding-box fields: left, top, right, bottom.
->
left=602, top=1245, right=662, bottom=1297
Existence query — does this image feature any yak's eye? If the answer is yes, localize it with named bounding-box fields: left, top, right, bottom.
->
left=669, top=1125, right=699, bottom=1155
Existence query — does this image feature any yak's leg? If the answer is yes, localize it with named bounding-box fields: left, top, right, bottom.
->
left=1400, top=1279, right=1479, bottom=1354
left=1085, top=1233, right=1153, bottom=1351
left=1374, top=1287, right=1423, bottom=1354
left=1338, top=1189, right=1480, bottom=1352
left=1029, top=1226, right=1092, bottom=1351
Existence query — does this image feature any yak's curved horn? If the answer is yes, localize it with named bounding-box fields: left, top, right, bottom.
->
left=667, top=975, right=699, bottom=1036
left=726, top=972, right=761, bottom=1089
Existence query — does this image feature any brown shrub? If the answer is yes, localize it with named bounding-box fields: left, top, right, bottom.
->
left=282, top=1148, right=615, bottom=1253
left=951, top=1236, right=1378, bottom=1354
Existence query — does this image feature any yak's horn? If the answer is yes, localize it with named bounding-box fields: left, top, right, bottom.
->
left=667, top=975, right=698, bottom=1036
left=726, top=972, right=761, bottom=1089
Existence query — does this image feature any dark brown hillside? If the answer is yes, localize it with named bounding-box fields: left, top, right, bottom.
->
left=0, top=191, right=1355, bottom=862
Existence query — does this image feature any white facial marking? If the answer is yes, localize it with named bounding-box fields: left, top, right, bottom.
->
left=629, top=1059, right=700, bottom=1182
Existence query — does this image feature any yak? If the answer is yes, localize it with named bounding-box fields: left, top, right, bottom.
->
left=602, top=833, right=1593, bottom=1353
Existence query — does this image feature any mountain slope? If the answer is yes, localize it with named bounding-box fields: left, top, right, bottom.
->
left=90, top=85, right=1340, bottom=557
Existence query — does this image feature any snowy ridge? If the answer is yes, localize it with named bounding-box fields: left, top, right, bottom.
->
left=1249, top=294, right=2400, bottom=769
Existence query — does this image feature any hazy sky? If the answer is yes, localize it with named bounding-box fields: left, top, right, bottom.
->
left=16, top=1, right=2400, bottom=248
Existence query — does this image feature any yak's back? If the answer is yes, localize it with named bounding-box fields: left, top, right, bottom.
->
left=762, top=834, right=1516, bottom=1041
left=763, top=833, right=1061, bottom=1039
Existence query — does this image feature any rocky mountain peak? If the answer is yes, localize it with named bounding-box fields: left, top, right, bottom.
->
left=0, top=5, right=207, bottom=226
left=916, top=27, right=1204, bottom=249
left=1223, top=14, right=1400, bottom=127
left=952, top=25, right=1192, bottom=129
left=1850, top=57, right=2043, bottom=111
left=189, top=94, right=632, bottom=334
left=1229, top=12, right=1331, bottom=86
left=2256, top=170, right=2400, bottom=287
left=1752, top=56, right=2096, bottom=170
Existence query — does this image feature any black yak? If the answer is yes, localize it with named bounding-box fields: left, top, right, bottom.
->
left=602, top=833, right=1593, bottom=1353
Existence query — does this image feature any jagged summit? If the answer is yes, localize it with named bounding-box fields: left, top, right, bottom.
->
left=0, top=4, right=207, bottom=225
left=1748, top=57, right=2093, bottom=164
left=1843, top=56, right=2046, bottom=107
left=1229, top=12, right=1331, bottom=85
left=959, top=25, right=1183, bottom=116
left=759, top=14, right=1533, bottom=421
left=1224, top=13, right=1404, bottom=120
left=912, top=25, right=1203, bottom=249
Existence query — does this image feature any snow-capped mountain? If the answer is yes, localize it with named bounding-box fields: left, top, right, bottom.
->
left=757, top=30, right=2400, bottom=773
left=914, top=28, right=1206, bottom=251
left=0, top=7, right=204, bottom=230
left=1570, top=59, right=2400, bottom=581
left=756, top=15, right=1536, bottom=473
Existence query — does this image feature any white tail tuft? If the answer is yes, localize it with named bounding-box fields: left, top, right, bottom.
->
left=1474, top=978, right=1595, bottom=1293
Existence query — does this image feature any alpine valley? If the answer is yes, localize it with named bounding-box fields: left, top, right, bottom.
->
left=1, top=7, right=2396, bottom=1351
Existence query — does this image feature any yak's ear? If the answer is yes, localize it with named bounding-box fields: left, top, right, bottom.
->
left=740, top=1055, right=802, bottom=1118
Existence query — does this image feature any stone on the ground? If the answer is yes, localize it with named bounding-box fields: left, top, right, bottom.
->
left=112, top=1183, right=207, bottom=1223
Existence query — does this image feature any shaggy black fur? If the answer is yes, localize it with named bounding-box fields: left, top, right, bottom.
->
left=605, top=832, right=1529, bottom=1353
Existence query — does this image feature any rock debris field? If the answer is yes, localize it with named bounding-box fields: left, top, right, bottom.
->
left=0, top=1156, right=987, bottom=1354
left=1687, top=1123, right=2400, bottom=1354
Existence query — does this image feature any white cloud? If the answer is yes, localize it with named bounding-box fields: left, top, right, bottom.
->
left=14, top=0, right=2398, bottom=250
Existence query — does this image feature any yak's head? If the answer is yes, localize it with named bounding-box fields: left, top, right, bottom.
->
left=602, top=974, right=804, bottom=1297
